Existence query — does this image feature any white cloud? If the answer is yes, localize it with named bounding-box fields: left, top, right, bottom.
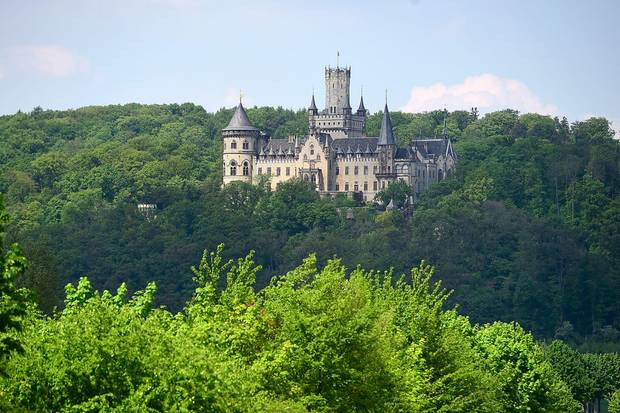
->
left=7, top=45, right=87, bottom=77
left=401, top=73, right=558, bottom=116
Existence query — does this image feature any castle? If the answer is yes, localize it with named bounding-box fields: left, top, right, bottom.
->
left=222, top=64, right=457, bottom=202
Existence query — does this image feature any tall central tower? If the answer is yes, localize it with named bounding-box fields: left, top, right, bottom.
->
left=325, top=66, right=351, bottom=115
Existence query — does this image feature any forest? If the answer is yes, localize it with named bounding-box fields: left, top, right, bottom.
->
left=0, top=102, right=619, bottom=409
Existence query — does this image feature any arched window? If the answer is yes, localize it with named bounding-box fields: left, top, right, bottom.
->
left=438, top=169, right=443, bottom=180
left=403, top=165, right=409, bottom=174
left=242, top=141, right=249, bottom=150
left=303, top=174, right=310, bottom=182
left=311, top=174, right=316, bottom=185
left=230, top=160, right=237, bottom=176
left=231, top=141, right=237, bottom=149
left=242, top=161, right=249, bottom=176
left=310, top=145, right=314, bottom=155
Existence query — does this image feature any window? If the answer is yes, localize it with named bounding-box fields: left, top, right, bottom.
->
left=231, top=141, right=237, bottom=149
left=373, top=181, right=377, bottom=190
left=310, top=145, right=314, bottom=155
left=230, top=160, right=237, bottom=176
left=354, top=166, right=359, bottom=175
left=276, top=167, right=281, bottom=176
left=258, top=167, right=262, bottom=174
left=364, top=182, right=368, bottom=191
left=364, top=166, right=368, bottom=175
left=286, top=167, right=290, bottom=176
left=335, top=183, right=340, bottom=191
left=311, top=174, right=316, bottom=184
left=304, top=154, right=308, bottom=160
left=317, top=155, right=320, bottom=161
left=345, top=183, right=349, bottom=191
left=242, top=141, right=249, bottom=150
left=354, top=182, right=359, bottom=191
left=336, top=167, right=340, bottom=175
left=387, top=166, right=391, bottom=173
left=345, top=166, right=349, bottom=175
left=373, top=165, right=377, bottom=173
left=382, top=181, right=386, bottom=189
left=242, top=161, right=249, bottom=176
left=267, top=167, right=272, bottom=175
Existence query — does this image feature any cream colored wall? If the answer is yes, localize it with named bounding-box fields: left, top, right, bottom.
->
left=222, top=135, right=254, bottom=185
left=334, top=156, right=380, bottom=201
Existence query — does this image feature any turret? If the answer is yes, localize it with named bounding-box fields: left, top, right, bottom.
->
left=376, top=101, right=396, bottom=186
left=357, top=93, right=367, bottom=117
left=222, top=101, right=259, bottom=185
left=308, top=93, right=318, bottom=115
left=308, top=93, right=318, bottom=130
left=442, top=109, right=449, bottom=140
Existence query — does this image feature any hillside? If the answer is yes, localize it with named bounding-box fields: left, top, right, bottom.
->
left=0, top=104, right=618, bottom=348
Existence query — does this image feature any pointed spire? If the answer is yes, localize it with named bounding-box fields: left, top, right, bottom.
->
left=357, top=86, right=366, bottom=114
left=223, top=101, right=257, bottom=131
left=442, top=109, right=448, bottom=139
left=378, top=102, right=395, bottom=146
left=309, top=93, right=318, bottom=112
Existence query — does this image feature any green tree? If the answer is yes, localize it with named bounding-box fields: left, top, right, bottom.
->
left=0, top=195, right=32, bottom=374
left=375, top=179, right=413, bottom=208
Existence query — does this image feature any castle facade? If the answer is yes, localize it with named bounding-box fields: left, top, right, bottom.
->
left=222, top=65, right=457, bottom=202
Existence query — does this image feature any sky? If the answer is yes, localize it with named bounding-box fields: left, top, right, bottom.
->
left=1, top=0, right=619, bottom=133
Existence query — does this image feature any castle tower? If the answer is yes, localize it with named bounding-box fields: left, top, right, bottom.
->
left=308, top=93, right=318, bottom=130
left=222, top=101, right=259, bottom=185
left=325, top=65, right=351, bottom=115
left=376, top=101, right=396, bottom=189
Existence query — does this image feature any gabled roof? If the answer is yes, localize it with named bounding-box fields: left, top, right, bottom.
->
left=411, top=139, right=456, bottom=159
left=331, top=137, right=378, bottom=154
left=223, top=102, right=257, bottom=131
left=378, top=103, right=395, bottom=145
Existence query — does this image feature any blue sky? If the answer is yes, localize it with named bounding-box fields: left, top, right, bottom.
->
left=1, top=0, right=619, bottom=132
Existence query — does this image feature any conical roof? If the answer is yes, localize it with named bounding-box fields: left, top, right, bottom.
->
left=357, top=95, right=366, bottom=113
left=223, top=102, right=257, bottom=131
left=378, top=103, right=395, bottom=145
left=309, top=94, right=318, bottom=111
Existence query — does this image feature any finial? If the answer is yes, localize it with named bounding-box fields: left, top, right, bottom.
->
left=239, top=89, right=243, bottom=105
left=385, top=89, right=388, bottom=106
left=337, top=50, right=339, bottom=68
left=361, top=85, right=363, bottom=97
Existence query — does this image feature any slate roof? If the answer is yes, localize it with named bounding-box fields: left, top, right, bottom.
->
left=395, top=147, right=412, bottom=159
left=411, top=139, right=455, bottom=158
left=357, top=95, right=366, bottom=113
left=378, top=103, right=395, bottom=145
left=223, top=103, right=257, bottom=131
left=261, top=138, right=295, bottom=154
left=309, top=95, right=317, bottom=111
left=331, top=137, right=378, bottom=154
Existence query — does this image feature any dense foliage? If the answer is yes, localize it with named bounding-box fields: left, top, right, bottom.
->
left=0, top=104, right=619, bottom=352
left=0, top=239, right=581, bottom=412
